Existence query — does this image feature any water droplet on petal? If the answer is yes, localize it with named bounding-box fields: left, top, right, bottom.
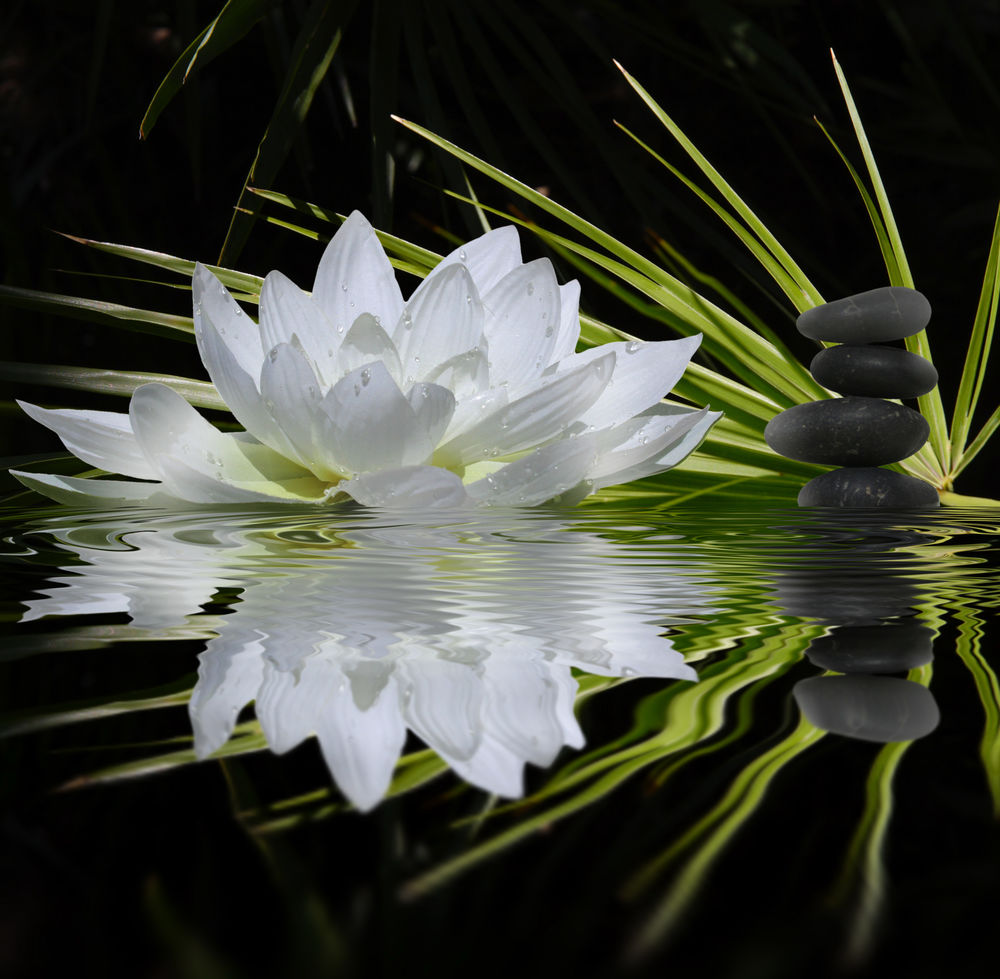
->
left=459, top=250, right=468, bottom=262
left=466, top=295, right=473, bottom=305
left=361, top=368, right=371, bottom=386
left=526, top=282, right=535, bottom=296
left=340, top=282, right=348, bottom=292
left=626, top=340, right=641, bottom=354
left=544, top=325, right=554, bottom=337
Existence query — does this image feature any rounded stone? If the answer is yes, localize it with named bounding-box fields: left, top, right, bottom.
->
left=765, top=397, right=929, bottom=466
left=810, top=344, right=938, bottom=398
left=805, top=621, right=934, bottom=674
left=793, top=675, right=940, bottom=742
left=797, top=287, right=931, bottom=343
left=797, top=467, right=939, bottom=508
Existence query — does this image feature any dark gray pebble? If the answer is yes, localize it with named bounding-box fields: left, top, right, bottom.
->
left=797, top=287, right=931, bottom=343
left=797, top=467, right=939, bottom=508
left=793, top=675, right=940, bottom=742
left=810, top=344, right=938, bottom=398
left=805, top=621, right=934, bottom=673
left=765, top=397, right=929, bottom=466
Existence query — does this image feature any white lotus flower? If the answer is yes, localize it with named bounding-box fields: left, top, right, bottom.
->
left=19, top=508, right=712, bottom=810
left=13, top=212, right=718, bottom=507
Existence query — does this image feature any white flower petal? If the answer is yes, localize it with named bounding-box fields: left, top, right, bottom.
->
left=258, top=270, right=339, bottom=383
left=16, top=401, right=157, bottom=479
left=466, top=437, right=600, bottom=506
left=395, top=264, right=484, bottom=383
left=434, top=225, right=523, bottom=295
left=591, top=406, right=721, bottom=491
left=407, top=382, right=456, bottom=446
left=336, top=312, right=403, bottom=382
left=322, top=362, right=433, bottom=473
left=438, top=352, right=614, bottom=465
left=483, top=258, right=561, bottom=388
left=193, top=263, right=264, bottom=380
left=335, top=465, right=469, bottom=507
left=129, top=382, right=324, bottom=502
left=312, top=211, right=403, bottom=335
left=259, top=343, right=340, bottom=479
left=552, top=279, right=582, bottom=362
left=422, top=346, right=490, bottom=403
left=575, top=335, right=702, bottom=430
left=315, top=673, right=407, bottom=812
left=10, top=469, right=167, bottom=506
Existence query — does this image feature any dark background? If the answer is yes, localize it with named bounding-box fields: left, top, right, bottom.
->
left=2, top=0, right=998, bottom=494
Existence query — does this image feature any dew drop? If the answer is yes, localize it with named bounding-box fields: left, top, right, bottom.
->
left=526, top=282, right=535, bottom=296
left=459, top=250, right=468, bottom=262
left=340, top=282, right=348, bottom=292
left=626, top=340, right=641, bottom=354
left=544, top=325, right=554, bottom=337
left=361, top=368, right=371, bottom=386
left=466, top=295, right=473, bottom=305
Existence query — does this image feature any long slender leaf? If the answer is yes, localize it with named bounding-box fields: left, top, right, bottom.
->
left=139, top=0, right=276, bottom=139
left=949, top=203, right=1000, bottom=470
left=0, top=284, right=194, bottom=340
left=0, top=363, right=225, bottom=410
left=219, top=0, right=357, bottom=264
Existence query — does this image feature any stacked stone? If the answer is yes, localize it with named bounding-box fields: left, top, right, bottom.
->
left=764, top=286, right=940, bottom=508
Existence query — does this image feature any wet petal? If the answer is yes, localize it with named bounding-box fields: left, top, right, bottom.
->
left=337, top=312, right=402, bottom=382
left=433, top=225, right=523, bottom=295
left=483, top=258, right=561, bottom=388
left=17, top=401, right=156, bottom=479
left=10, top=470, right=167, bottom=507
left=258, top=270, right=339, bottom=384
left=193, top=263, right=264, bottom=380
left=322, top=362, right=433, bottom=473
left=395, top=264, right=484, bottom=383
left=551, top=279, right=582, bottom=362
left=313, top=211, right=404, bottom=335
left=574, top=335, right=702, bottom=430
left=335, top=465, right=469, bottom=507
left=407, top=382, right=456, bottom=447
left=438, top=352, right=614, bottom=465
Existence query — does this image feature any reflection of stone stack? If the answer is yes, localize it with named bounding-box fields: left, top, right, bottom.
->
left=765, top=286, right=940, bottom=508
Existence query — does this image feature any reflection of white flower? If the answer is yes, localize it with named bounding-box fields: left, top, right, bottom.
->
left=13, top=212, right=717, bottom=508
left=21, top=509, right=711, bottom=809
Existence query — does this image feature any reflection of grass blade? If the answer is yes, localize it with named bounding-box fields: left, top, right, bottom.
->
left=59, top=722, right=269, bottom=789
left=953, top=606, right=1000, bottom=814
left=829, top=664, right=930, bottom=968
left=622, top=715, right=825, bottom=963
left=399, top=619, right=824, bottom=899
left=0, top=679, right=194, bottom=737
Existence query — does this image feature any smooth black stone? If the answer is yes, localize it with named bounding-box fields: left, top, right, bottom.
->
left=765, top=397, right=929, bottom=466
left=793, top=675, right=940, bottom=742
left=797, top=286, right=931, bottom=343
left=805, top=621, right=934, bottom=673
left=810, top=344, right=938, bottom=398
left=797, top=467, right=940, bottom=508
